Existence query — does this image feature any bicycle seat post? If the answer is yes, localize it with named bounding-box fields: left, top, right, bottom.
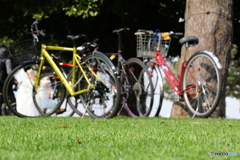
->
left=117, top=32, right=122, bottom=54
left=182, top=46, right=187, bottom=61
left=113, top=28, right=130, bottom=54
left=72, top=39, right=76, bottom=48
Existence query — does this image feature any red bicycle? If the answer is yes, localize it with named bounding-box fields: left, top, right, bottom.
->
left=135, top=30, right=222, bottom=118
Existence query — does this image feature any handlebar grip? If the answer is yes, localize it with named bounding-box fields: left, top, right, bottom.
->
left=39, top=30, right=46, bottom=36
left=174, top=32, right=184, bottom=36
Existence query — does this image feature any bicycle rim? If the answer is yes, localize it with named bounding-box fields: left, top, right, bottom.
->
left=182, top=52, right=222, bottom=117
left=122, top=58, right=154, bottom=117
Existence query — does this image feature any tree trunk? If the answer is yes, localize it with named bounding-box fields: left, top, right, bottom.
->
left=170, top=0, right=233, bottom=118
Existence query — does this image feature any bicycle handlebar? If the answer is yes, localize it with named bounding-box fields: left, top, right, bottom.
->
left=30, top=19, right=46, bottom=42
left=112, top=28, right=130, bottom=33
left=136, top=29, right=183, bottom=38
left=77, top=38, right=99, bottom=54
left=137, top=29, right=153, bottom=34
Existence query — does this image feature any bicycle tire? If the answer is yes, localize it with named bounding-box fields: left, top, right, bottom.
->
left=3, top=62, right=63, bottom=117
left=3, top=62, right=66, bottom=117
left=70, top=53, right=121, bottom=119
left=182, top=51, right=222, bottom=118
left=147, top=64, right=164, bottom=117
left=122, top=58, right=154, bottom=117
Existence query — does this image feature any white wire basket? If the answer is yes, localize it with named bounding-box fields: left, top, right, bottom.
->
left=9, top=40, right=40, bottom=65
left=135, top=30, right=171, bottom=58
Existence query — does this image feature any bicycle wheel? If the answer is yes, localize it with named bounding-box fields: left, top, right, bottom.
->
left=147, top=63, right=164, bottom=117
left=3, top=62, right=66, bottom=117
left=182, top=51, right=222, bottom=117
left=72, top=53, right=120, bottom=119
left=122, top=58, right=154, bottom=117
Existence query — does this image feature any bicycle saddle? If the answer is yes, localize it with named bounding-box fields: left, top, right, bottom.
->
left=179, top=36, right=199, bottom=45
left=67, top=34, right=87, bottom=40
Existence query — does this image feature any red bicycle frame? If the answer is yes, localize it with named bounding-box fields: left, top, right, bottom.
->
left=155, top=50, right=194, bottom=95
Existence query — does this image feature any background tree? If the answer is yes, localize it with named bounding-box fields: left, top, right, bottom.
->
left=0, top=0, right=185, bottom=50
left=226, top=0, right=240, bottom=99
left=226, top=44, right=240, bottom=98
left=171, top=0, right=233, bottom=118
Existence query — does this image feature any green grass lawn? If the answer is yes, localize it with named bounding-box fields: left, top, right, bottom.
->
left=0, top=116, right=239, bottom=160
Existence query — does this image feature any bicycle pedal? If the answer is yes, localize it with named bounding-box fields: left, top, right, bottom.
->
left=56, top=109, right=66, bottom=115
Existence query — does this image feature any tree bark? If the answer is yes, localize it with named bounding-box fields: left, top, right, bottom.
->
left=170, top=0, right=233, bottom=118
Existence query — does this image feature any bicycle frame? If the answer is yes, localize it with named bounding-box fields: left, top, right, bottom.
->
left=33, top=43, right=100, bottom=96
left=155, top=50, right=190, bottom=94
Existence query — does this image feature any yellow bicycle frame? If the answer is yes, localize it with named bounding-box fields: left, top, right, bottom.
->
left=33, top=43, right=101, bottom=96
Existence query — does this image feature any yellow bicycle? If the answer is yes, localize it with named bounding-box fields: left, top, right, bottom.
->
left=3, top=19, right=120, bottom=118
